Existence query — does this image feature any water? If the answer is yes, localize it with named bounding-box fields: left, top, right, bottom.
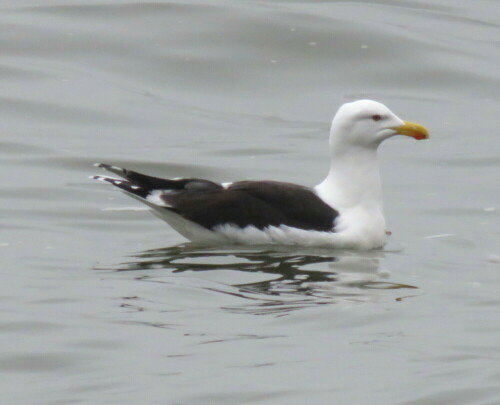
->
left=1, top=0, right=499, bottom=403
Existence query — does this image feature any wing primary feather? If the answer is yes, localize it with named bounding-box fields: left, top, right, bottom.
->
left=94, top=163, right=222, bottom=191
left=91, top=175, right=149, bottom=198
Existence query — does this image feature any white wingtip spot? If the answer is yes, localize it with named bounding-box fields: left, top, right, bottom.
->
left=146, top=189, right=172, bottom=207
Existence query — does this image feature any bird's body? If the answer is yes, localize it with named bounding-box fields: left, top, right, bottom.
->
left=92, top=100, right=428, bottom=250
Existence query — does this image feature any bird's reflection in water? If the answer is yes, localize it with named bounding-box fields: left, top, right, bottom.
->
left=114, top=244, right=418, bottom=314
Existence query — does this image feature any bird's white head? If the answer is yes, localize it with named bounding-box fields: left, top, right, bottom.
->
left=329, top=99, right=429, bottom=154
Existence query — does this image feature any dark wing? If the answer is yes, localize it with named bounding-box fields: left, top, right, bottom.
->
left=159, top=180, right=337, bottom=232
left=92, top=165, right=338, bottom=232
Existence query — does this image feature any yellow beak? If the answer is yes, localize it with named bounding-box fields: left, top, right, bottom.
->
left=393, top=121, right=429, bottom=140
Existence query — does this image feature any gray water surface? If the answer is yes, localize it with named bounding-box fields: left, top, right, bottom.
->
left=1, top=1, right=500, bottom=404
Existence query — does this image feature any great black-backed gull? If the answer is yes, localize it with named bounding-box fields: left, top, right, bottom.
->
left=92, top=100, right=429, bottom=249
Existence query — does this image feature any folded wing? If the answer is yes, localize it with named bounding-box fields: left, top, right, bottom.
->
left=92, top=164, right=338, bottom=232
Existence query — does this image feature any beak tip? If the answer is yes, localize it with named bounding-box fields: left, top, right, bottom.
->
left=396, top=121, right=430, bottom=141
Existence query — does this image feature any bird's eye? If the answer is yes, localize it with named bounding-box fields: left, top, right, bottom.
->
left=372, top=114, right=382, bottom=121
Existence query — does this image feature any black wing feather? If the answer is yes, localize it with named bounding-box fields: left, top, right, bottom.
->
left=94, top=163, right=221, bottom=191
left=161, top=181, right=337, bottom=232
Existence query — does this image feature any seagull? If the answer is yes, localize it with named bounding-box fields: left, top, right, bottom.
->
left=92, top=100, right=429, bottom=249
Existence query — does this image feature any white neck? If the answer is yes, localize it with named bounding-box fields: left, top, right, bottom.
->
left=315, top=145, right=383, bottom=213
left=314, top=145, right=387, bottom=249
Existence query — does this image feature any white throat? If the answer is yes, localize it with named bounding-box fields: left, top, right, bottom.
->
left=316, top=146, right=383, bottom=211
